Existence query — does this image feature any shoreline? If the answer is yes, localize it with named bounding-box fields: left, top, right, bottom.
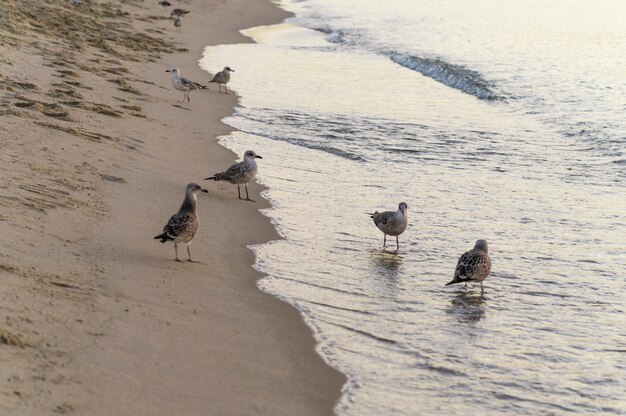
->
left=0, top=1, right=345, bottom=414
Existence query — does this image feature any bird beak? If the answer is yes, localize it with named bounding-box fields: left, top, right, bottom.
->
left=231, top=69, right=235, bottom=72
left=165, top=70, right=170, bottom=72
left=255, top=155, right=263, bottom=159
left=201, top=188, right=208, bottom=193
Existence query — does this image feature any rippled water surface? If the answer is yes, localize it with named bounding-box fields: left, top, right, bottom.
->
left=201, top=1, right=626, bottom=414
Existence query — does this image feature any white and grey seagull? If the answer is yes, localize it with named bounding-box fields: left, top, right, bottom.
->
left=205, top=150, right=262, bottom=202
left=165, top=68, right=207, bottom=103
left=446, top=239, right=492, bottom=294
left=154, top=183, right=208, bottom=262
left=209, top=66, right=234, bottom=94
left=369, top=202, right=408, bottom=250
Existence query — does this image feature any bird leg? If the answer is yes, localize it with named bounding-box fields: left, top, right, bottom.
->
left=187, top=92, right=191, bottom=103
left=396, top=236, right=400, bottom=250
left=480, top=282, right=484, bottom=295
left=237, top=184, right=242, bottom=199
left=174, top=243, right=182, bottom=262
left=244, top=183, right=255, bottom=202
left=180, top=93, right=185, bottom=103
left=187, top=243, right=197, bottom=262
left=225, top=85, right=229, bottom=95
left=383, top=234, right=387, bottom=248
left=464, top=282, right=468, bottom=288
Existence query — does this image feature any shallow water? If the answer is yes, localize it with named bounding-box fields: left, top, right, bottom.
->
left=201, top=1, right=626, bottom=414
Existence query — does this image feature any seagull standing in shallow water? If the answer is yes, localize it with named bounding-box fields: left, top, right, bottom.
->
left=165, top=68, right=207, bottom=103
left=446, top=239, right=492, bottom=294
left=205, top=150, right=262, bottom=202
left=369, top=202, right=408, bottom=250
left=209, top=66, right=234, bottom=94
left=154, top=183, right=208, bottom=262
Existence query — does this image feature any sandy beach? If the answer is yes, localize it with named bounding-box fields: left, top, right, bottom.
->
left=0, top=0, right=345, bottom=414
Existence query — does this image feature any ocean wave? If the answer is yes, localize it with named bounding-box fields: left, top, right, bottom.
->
left=389, top=52, right=501, bottom=100
left=320, top=25, right=502, bottom=101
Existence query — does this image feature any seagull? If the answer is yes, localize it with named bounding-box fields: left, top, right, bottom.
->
left=173, top=15, right=182, bottom=31
left=154, top=183, right=208, bottom=262
left=209, top=66, right=235, bottom=94
left=205, top=150, right=262, bottom=202
left=446, top=239, right=492, bottom=294
left=72, top=0, right=81, bottom=5
left=369, top=202, right=409, bottom=250
left=158, top=0, right=171, bottom=6
left=165, top=68, right=207, bottom=103
left=171, top=8, right=189, bottom=18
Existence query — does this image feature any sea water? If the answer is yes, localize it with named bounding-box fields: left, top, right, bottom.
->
left=200, top=1, right=626, bottom=414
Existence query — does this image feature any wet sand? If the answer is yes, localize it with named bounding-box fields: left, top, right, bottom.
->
left=0, top=0, right=345, bottom=414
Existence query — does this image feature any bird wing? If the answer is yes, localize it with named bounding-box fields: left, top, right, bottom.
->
left=372, top=210, right=393, bottom=227
left=180, top=77, right=206, bottom=90
left=164, top=212, right=195, bottom=238
left=210, top=71, right=225, bottom=83
left=454, top=249, right=489, bottom=281
left=215, top=161, right=247, bottom=181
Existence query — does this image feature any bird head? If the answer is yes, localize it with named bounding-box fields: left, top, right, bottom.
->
left=474, top=239, right=488, bottom=252
left=398, top=202, right=408, bottom=214
left=187, top=183, right=208, bottom=194
left=244, top=150, right=262, bottom=159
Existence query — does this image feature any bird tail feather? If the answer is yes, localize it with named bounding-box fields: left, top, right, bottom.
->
left=445, top=277, right=470, bottom=286
left=154, top=232, right=173, bottom=243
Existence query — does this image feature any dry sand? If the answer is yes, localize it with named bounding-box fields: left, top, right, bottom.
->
left=0, top=0, right=345, bottom=414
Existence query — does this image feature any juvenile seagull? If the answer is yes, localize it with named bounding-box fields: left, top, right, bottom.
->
left=154, top=183, right=208, bottom=262
left=369, top=202, right=408, bottom=250
left=165, top=68, right=207, bottom=103
left=209, top=66, right=235, bottom=94
left=205, top=150, right=262, bottom=202
left=171, top=8, right=189, bottom=18
left=446, top=239, right=492, bottom=294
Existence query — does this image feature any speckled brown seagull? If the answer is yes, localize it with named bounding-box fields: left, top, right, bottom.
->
left=369, top=202, right=408, bottom=250
left=446, top=239, right=492, bottom=294
left=154, top=183, right=208, bottom=262
left=209, top=66, right=234, bottom=94
left=205, top=150, right=262, bottom=202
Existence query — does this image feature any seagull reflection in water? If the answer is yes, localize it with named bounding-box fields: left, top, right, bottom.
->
left=447, top=290, right=486, bottom=324
left=369, top=249, right=404, bottom=297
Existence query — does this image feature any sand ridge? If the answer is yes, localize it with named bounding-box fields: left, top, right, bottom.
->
left=0, top=0, right=345, bottom=414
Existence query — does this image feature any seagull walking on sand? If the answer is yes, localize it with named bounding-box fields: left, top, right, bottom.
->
left=369, top=202, right=408, bottom=250
left=446, top=239, right=492, bottom=294
left=209, top=66, right=235, bottom=94
left=165, top=68, right=207, bottom=103
left=205, top=150, right=262, bottom=202
left=171, top=8, right=189, bottom=18
left=154, top=183, right=208, bottom=262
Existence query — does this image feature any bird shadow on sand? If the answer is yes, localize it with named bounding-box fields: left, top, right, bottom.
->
left=446, top=290, right=486, bottom=324
left=171, top=104, right=192, bottom=110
